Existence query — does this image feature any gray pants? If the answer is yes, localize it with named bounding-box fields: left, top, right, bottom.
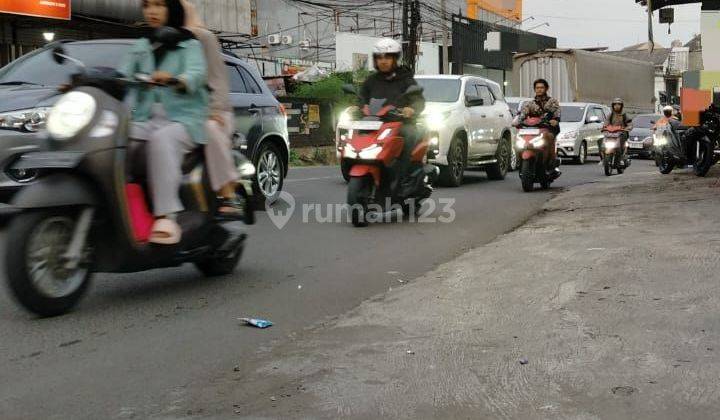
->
left=130, top=105, right=196, bottom=216
left=205, top=111, right=239, bottom=192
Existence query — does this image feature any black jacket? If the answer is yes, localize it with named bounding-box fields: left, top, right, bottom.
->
left=358, top=67, right=425, bottom=117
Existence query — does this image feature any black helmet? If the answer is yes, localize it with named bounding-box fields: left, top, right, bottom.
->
left=612, top=98, right=624, bottom=106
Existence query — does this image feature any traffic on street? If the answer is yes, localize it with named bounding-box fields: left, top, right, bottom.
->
left=1, top=0, right=719, bottom=419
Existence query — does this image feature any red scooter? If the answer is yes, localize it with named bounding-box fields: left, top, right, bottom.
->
left=515, top=115, right=561, bottom=192
left=601, top=125, right=630, bottom=176
left=340, top=85, right=439, bottom=227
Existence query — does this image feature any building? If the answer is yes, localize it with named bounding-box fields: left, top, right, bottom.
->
left=0, top=0, right=254, bottom=67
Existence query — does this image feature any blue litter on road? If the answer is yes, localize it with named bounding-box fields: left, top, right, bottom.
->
left=239, top=318, right=273, bottom=329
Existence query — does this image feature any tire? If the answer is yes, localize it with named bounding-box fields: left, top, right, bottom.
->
left=5, top=210, right=93, bottom=317
left=694, top=141, right=714, bottom=177
left=509, top=148, right=519, bottom=172
left=604, top=156, right=613, bottom=176
left=573, top=141, right=587, bottom=165
left=439, top=136, right=466, bottom=187
left=486, top=137, right=510, bottom=180
left=341, top=160, right=351, bottom=182
left=347, top=177, right=371, bottom=227
left=658, top=156, right=674, bottom=174
left=195, top=243, right=244, bottom=277
left=520, top=159, right=534, bottom=192
left=254, top=142, right=285, bottom=204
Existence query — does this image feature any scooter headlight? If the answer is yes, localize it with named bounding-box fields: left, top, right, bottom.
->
left=604, top=140, right=618, bottom=150
left=530, top=136, right=545, bottom=148
left=359, top=144, right=383, bottom=160
left=653, top=134, right=668, bottom=146
left=47, top=91, right=97, bottom=141
left=515, top=138, right=526, bottom=150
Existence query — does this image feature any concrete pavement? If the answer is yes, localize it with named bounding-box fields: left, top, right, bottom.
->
left=184, top=166, right=720, bottom=419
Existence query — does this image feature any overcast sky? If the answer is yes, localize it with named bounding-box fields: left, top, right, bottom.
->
left=522, top=0, right=701, bottom=50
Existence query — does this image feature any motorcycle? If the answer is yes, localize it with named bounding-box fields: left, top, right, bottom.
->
left=601, top=125, right=631, bottom=176
left=0, top=40, right=256, bottom=317
left=515, top=115, right=561, bottom=192
left=654, top=107, right=719, bottom=176
left=340, top=84, right=439, bottom=227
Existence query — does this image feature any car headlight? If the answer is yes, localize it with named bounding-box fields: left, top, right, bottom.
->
left=558, top=130, right=578, bottom=141
left=239, top=161, right=256, bottom=178
left=425, top=111, right=451, bottom=131
left=0, top=107, right=51, bottom=132
left=359, top=144, right=383, bottom=160
left=47, top=91, right=97, bottom=141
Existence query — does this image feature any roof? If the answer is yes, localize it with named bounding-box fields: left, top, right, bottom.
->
left=622, top=41, right=665, bottom=51
left=685, top=35, right=701, bottom=51
left=602, top=49, right=671, bottom=66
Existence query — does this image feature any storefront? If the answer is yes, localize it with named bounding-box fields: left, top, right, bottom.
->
left=0, top=0, right=142, bottom=66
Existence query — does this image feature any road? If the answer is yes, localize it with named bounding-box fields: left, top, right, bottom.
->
left=0, top=159, right=652, bottom=419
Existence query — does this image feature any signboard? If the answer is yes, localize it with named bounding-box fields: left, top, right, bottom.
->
left=470, top=0, right=522, bottom=22
left=0, top=0, right=71, bottom=20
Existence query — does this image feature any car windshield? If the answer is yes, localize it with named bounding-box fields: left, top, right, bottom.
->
left=632, top=115, right=660, bottom=128
left=0, top=43, right=130, bottom=86
left=561, top=106, right=586, bottom=122
left=415, top=79, right=461, bottom=103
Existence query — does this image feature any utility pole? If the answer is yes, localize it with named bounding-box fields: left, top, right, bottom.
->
left=441, top=0, right=450, bottom=74
left=316, top=13, right=320, bottom=63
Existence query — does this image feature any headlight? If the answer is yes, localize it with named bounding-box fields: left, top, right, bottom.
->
left=425, top=111, right=451, bottom=131
left=359, top=144, right=383, bottom=160
left=429, top=135, right=439, bottom=146
left=558, top=130, right=578, bottom=141
left=604, top=141, right=618, bottom=149
left=338, top=108, right=353, bottom=126
left=653, top=134, right=668, bottom=146
left=515, top=138, right=526, bottom=149
left=47, top=91, right=97, bottom=140
left=238, top=161, right=256, bottom=178
left=530, top=136, right=545, bottom=148
left=0, top=107, right=51, bottom=132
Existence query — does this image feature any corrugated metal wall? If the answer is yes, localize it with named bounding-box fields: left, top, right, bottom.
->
left=515, top=56, right=573, bottom=101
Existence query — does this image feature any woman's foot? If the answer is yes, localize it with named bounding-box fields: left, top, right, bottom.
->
left=150, top=217, right=182, bottom=245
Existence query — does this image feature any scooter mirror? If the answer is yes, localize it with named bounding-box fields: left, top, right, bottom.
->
left=404, top=85, right=424, bottom=95
left=342, top=84, right=357, bottom=95
left=52, top=45, right=67, bottom=65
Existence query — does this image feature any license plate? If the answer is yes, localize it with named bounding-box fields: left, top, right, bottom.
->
left=629, top=141, right=644, bottom=148
left=519, top=128, right=540, bottom=135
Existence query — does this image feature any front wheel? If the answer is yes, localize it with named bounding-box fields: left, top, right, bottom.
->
left=195, top=242, right=244, bottom=277
left=603, top=156, right=613, bottom=176
left=254, top=142, right=285, bottom=204
left=486, top=137, right=510, bottom=180
left=341, top=160, right=352, bottom=182
left=694, top=140, right=715, bottom=177
left=439, top=136, right=466, bottom=187
left=520, top=159, right=535, bottom=192
left=658, top=155, right=674, bottom=174
left=6, top=210, right=93, bottom=317
left=573, top=141, right=587, bottom=165
left=347, top=176, right=371, bottom=227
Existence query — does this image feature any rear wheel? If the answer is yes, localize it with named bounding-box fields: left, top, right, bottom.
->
left=694, top=140, right=714, bottom=177
left=347, top=177, right=371, bottom=227
left=6, top=210, right=93, bottom=317
left=486, top=137, right=510, bottom=180
left=195, top=242, right=245, bottom=277
left=520, top=159, right=534, bottom=192
left=439, top=136, right=466, bottom=187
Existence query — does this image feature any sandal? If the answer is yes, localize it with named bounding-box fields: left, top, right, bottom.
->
left=217, top=196, right=246, bottom=220
left=149, top=218, right=182, bottom=245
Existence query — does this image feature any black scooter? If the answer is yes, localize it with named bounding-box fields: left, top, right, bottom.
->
left=0, top=40, right=255, bottom=317
left=655, top=108, right=719, bottom=177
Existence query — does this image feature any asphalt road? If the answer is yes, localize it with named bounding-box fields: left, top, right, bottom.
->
left=0, top=158, right=653, bottom=419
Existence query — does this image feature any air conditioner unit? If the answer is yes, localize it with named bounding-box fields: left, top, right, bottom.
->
left=299, top=39, right=311, bottom=51
left=281, top=35, right=294, bottom=45
left=267, top=34, right=281, bottom=45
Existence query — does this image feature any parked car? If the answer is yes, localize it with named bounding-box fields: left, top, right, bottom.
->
left=627, top=113, right=661, bottom=158
left=0, top=39, right=289, bottom=203
left=555, top=102, right=610, bottom=164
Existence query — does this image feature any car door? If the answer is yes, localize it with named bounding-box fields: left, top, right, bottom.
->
left=227, top=63, right=263, bottom=147
left=586, top=106, right=606, bottom=154
left=474, top=84, right=502, bottom=156
left=463, top=80, right=485, bottom=159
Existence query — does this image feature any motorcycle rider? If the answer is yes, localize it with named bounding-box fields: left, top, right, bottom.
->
left=600, top=97, right=632, bottom=163
left=350, top=38, right=425, bottom=196
left=656, top=105, right=681, bottom=130
left=516, top=78, right=561, bottom=174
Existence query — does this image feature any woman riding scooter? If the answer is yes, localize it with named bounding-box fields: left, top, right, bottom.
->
left=181, top=0, right=246, bottom=218
left=120, top=0, right=208, bottom=244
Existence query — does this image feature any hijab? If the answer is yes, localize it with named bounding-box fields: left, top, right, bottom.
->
left=144, top=0, right=195, bottom=64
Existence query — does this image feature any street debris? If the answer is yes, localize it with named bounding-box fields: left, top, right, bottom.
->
left=298, top=285, right=302, bottom=290
left=519, top=357, right=529, bottom=365
left=587, top=248, right=605, bottom=251
left=611, top=386, right=637, bottom=396
left=233, top=365, right=240, bottom=372
left=406, top=350, right=415, bottom=355
left=397, top=279, right=405, bottom=284
left=239, top=318, right=273, bottom=329
left=270, top=396, right=277, bottom=402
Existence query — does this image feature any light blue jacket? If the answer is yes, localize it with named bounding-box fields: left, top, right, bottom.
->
left=120, top=37, right=209, bottom=143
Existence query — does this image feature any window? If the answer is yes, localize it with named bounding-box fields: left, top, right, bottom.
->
left=477, top=85, right=494, bottom=105
left=238, top=66, right=262, bottom=94
left=415, top=78, right=461, bottom=103
left=591, top=108, right=606, bottom=122
left=561, top=106, right=586, bottom=122
left=464, top=82, right=478, bottom=97
left=227, top=65, right=247, bottom=93
left=488, top=83, right=505, bottom=103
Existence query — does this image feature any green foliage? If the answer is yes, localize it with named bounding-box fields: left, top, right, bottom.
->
left=292, top=70, right=372, bottom=107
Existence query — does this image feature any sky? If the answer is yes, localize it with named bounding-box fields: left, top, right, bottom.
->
left=521, top=0, right=702, bottom=50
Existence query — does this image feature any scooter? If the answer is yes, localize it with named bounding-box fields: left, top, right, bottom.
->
left=340, top=84, right=439, bottom=227
left=0, top=42, right=256, bottom=317
left=654, top=110, right=719, bottom=177
left=515, top=115, right=561, bottom=192
left=601, top=125, right=631, bottom=176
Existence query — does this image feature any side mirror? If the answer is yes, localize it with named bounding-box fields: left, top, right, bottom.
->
left=52, top=45, right=67, bottom=65
left=466, top=95, right=484, bottom=107
left=342, top=84, right=357, bottom=95
left=405, top=85, right=424, bottom=95
left=153, top=26, right=183, bottom=44
left=587, top=115, right=601, bottom=124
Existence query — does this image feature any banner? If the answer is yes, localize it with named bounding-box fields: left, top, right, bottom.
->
left=0, top=0, right=71, bottom=20
left=469, top=0, right=522, bottom=22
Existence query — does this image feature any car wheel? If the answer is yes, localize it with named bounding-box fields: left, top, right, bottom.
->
left=439, top=136, right=466, bottom=187
left=486, top=137, right=510, bottom=180
left=573, top=141, right=587, bottom=165
left=254, top=142, right=285, bottom=204
left=510, top=147, right=519, bottom=171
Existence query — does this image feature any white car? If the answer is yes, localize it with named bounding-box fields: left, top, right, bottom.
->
left=556, top=102, right=611, bottom=164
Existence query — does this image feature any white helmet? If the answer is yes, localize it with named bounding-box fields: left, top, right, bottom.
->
left=663, top=105, right=674, bottom=114
left=373, top=38, right=402, bottom=57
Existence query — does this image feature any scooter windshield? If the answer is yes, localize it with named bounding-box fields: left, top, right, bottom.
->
left=368, top=98, right=388, bottom=116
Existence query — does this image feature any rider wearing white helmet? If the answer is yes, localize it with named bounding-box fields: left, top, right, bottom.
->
left=356, top=37, right=425, bottom=196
